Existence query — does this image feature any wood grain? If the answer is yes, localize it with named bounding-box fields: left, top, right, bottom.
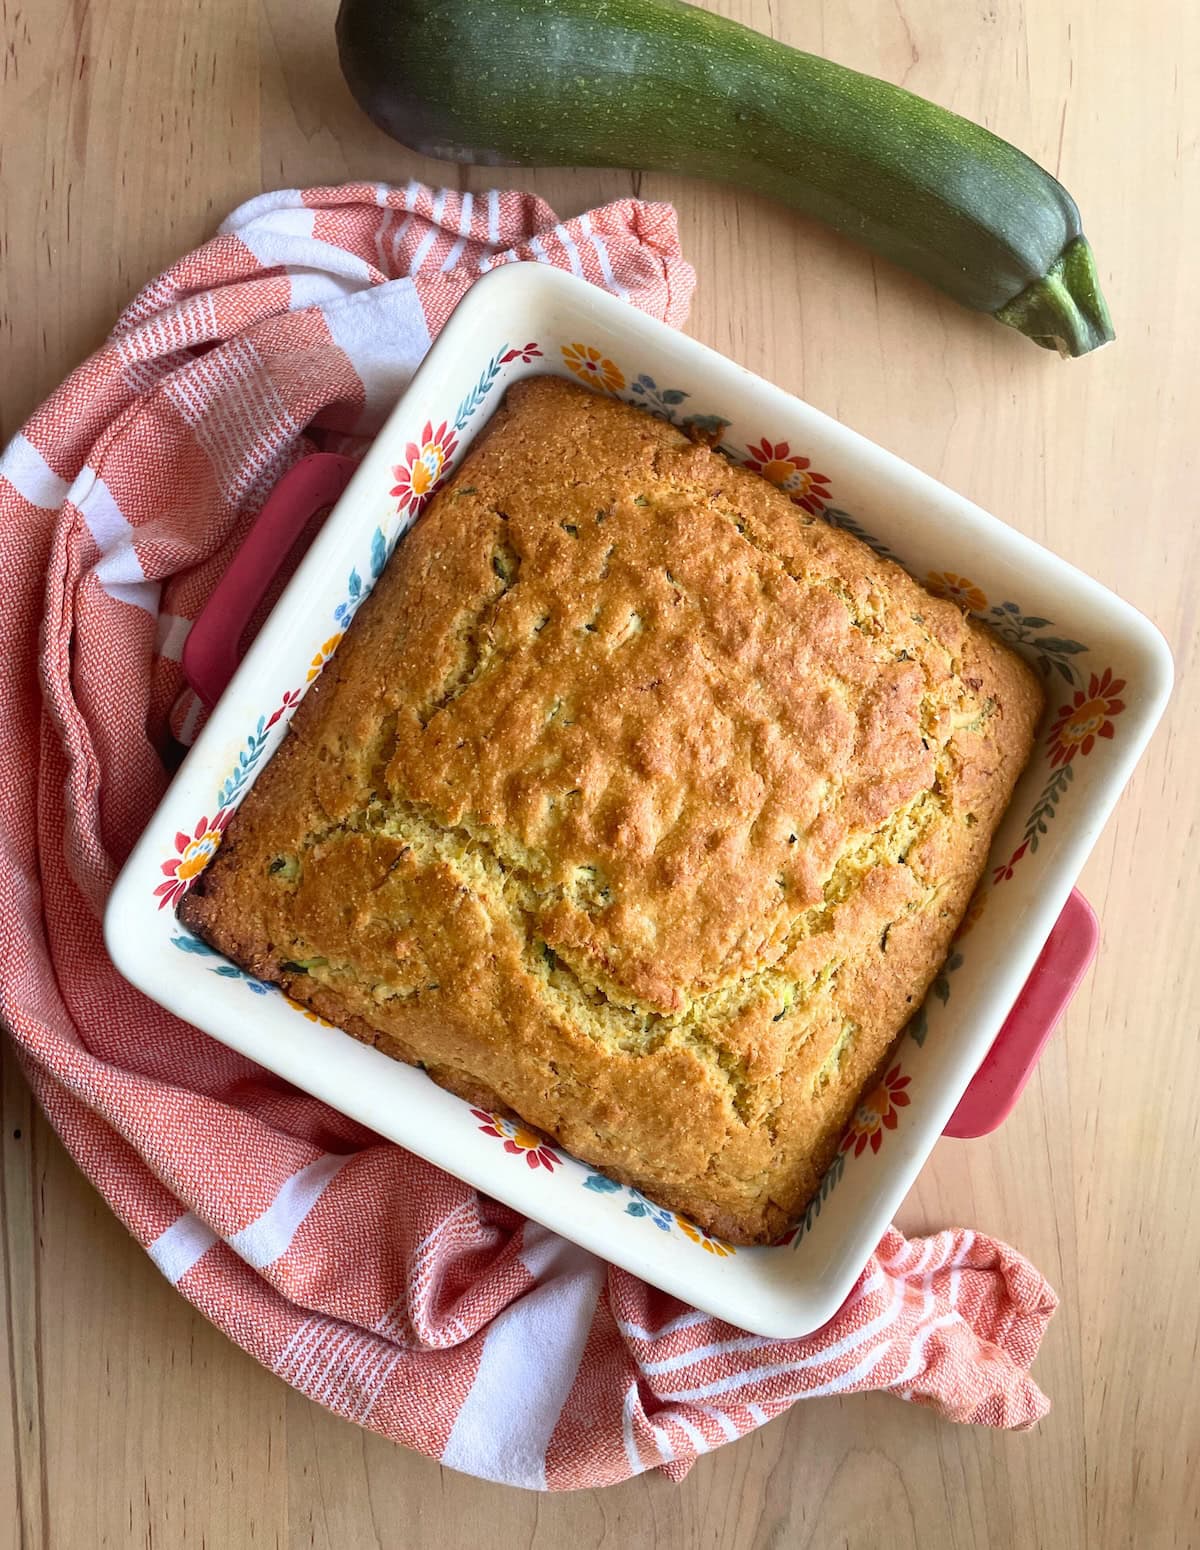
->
left=2, top=0, right=1198, bottom=1545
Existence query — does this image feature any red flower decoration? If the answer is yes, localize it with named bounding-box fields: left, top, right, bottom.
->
left=743, top=438, right=833, bottom=515
left=154, top=810, right=231, bottom=909
left=500, top=342, right=543, bottom=364
left=840, top=1065, right=912, bottom=1157
left=470, top=1109, right=561, bottom=1171
left=992, top=842, right=1029, bottom=885
left=390, top=420, right=459, bottom=515
left=266, top=686, right=303, bottom=730
left=1047, top=668, right=1126, bottom=768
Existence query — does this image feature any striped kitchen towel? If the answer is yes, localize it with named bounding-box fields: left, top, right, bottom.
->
left=0, top=180, right=1056, bottom=1490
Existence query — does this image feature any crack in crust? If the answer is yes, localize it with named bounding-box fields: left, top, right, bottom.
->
left=418, top=535, right=522, bottom=726
left=232, top=774, right=944, bottom=1125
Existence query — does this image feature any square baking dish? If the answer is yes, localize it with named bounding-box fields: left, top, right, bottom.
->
left=105, top=262, right=1171, bottom=1337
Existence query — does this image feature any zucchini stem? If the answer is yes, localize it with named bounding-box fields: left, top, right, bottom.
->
left=994, top=237, right=1115, bottom=358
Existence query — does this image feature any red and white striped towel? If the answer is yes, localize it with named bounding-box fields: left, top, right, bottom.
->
left=0, top=181, right=1056, bottom=1489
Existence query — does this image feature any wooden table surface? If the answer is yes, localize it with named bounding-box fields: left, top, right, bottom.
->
left=2, top=1, right=1197, bottom=1545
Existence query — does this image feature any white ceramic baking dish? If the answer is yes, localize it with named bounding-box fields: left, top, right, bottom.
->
left=105, top=263, right=1171, bottom=1337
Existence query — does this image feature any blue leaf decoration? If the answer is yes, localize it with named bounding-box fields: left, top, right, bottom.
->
left=370, top=527, right=386, bottom=579
left=454, top=354, right=503, bottom=430
left=583, top=1173, right=621, bottom=1195
left=1033, top=636, right=1087, bottom=654
left=626, top=1201, right=648, bottom=1218
left=171, top=933, right=219, bottom=956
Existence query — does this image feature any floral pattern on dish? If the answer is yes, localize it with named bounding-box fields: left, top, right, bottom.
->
left=742, top=437, right=833, bottom=515
left=583, top=1172, right=674, bottom=1231
left=390, top=420, right=459, bottom=516
left=985, top=603, right=1089, bottom=688
left=841, top=1065, right=912, bottom=1158
left=677, top=1217, right=737, bottom=1257
left=283, top=996, right=337, bottom=1028
left=471, top=1109, right=562, bottom=1171
left=154, top=813, right=231, bottom=908
left=994, top=665, right=1126, bottom=883
left=780, top=1152, right=846, bottom=1250
left=628, top=372, right=690, bottom=420
left=306, top=633, right=344, bottom=683
left=1047, top=667, right=1126, bottom=767
left=562, top=342, right=625, bottom=394
left=169, top=932, right=274, bottom=993
left=499, top=342, right=544, bottom=366
left=926, top=571, right=988, bottom=613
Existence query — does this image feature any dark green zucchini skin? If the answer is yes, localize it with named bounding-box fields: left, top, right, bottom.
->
left=337, top=0, right=1113, bottom=355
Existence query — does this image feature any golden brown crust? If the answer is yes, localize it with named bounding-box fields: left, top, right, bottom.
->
left=179, top=376, right=1044, bottom=1244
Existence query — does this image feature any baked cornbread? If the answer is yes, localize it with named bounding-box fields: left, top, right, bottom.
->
left=180, top=376, right=1043, bottom=1243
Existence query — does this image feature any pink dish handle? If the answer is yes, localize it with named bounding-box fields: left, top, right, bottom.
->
left=182, top=452, right=357, bottom=710
left=181, top=455, right=1098, bottom=1139
left=944, top=889, right=1098, bottom=1138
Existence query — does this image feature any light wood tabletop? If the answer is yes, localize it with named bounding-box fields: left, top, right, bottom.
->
left=2, top=1, right=1197, bottom=1546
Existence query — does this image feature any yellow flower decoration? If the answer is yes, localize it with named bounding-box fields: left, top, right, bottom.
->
left=175, top=827, right=224, bottom=881
left=953, top=887, right=988, bottom=941
left=306, top=632, right=344, bottom=683
left=926, top=572, right=988, bottom=613
left=677, top=1216, right=737, bottom=1257
left=562, top=342, right=625, bottom=394
left=283, top=995, right=336, bottom=1028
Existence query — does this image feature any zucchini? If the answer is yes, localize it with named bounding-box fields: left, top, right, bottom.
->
left=336, top=0, right=1113, bottom=356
